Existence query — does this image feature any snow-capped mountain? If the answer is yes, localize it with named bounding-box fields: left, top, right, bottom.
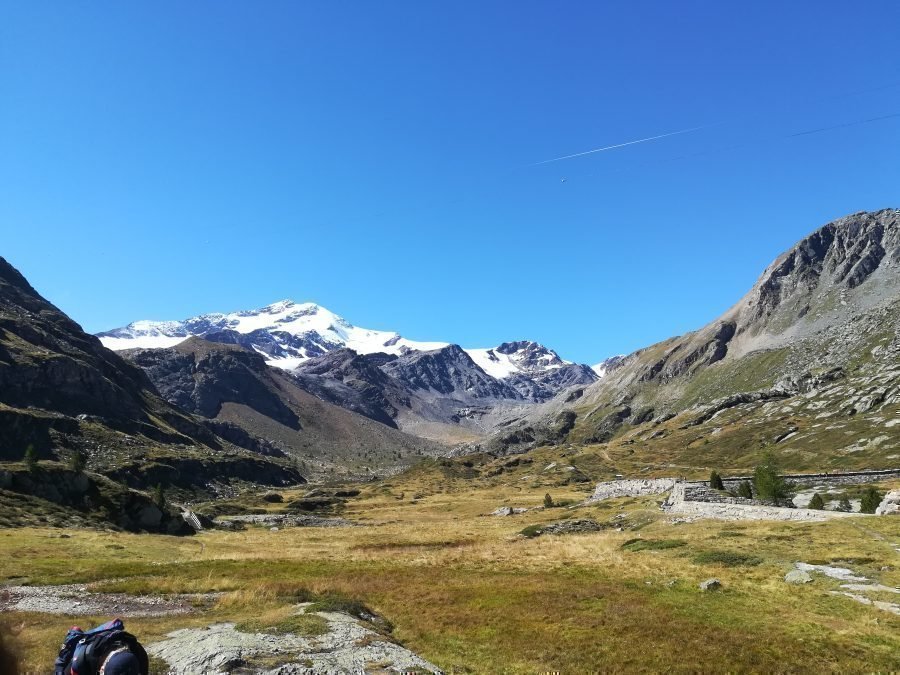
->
left=97, top=300, right=594, bottom=387
left=100, top=300, right=599, bottom=442
left=98, top=300, right=448, bottom=370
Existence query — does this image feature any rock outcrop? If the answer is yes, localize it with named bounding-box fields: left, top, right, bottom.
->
left=147, top=612, right=443, bottom=675
left=876, top=490, right=900, bottom=515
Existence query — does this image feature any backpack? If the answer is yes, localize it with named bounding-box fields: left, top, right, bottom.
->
left=54, top=619, right=149, bottom=675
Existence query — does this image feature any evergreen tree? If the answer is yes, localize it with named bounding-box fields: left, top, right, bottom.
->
left=69, top=449, right=87, bottom=474
left=737, top=481, right=753, bottom=499
left=709, top=471, right=725, bottom=490
left=543, top=493, right=554, bottom=508
left=808, top=493, right=825, bottom=510
left=860, top=487, right=883, bottom=514
left=23, top=445, right=38, bottom=473
left=836, top=496, right=852, bottom=512
left=752, top=452, right=793, bottom=501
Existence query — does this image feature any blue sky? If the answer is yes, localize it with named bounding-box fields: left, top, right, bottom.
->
left=2, top=2, right=899, bottom=364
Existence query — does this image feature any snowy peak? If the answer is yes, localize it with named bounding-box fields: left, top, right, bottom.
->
left=467, top=341, right=567, bottom=380
left=97, top=300, right=449, bottom=367
left=97, top=302, right=596, bottom=396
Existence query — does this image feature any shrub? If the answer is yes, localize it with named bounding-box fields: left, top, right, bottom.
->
left=860, top=487, right=883, bottom=514
left=153, top=483, right=166, bottom=510
left=520, top=524, right=544, bottom=538
left=836, top=496, right=852, bottom=512
left=543, top=493, right=554, bottom=508
left=23, top=445, right=38, bottom=473
left=737, top=481, right=753, bottom=499
left=752, top=452, right=793, bottom=501
left=693, top=550, right=763, bottom=567
left=808, top=493, right=825, bottom=510
left=709, top=471, right=725, bottom=490
left=69, top=449, right=87, bottom=474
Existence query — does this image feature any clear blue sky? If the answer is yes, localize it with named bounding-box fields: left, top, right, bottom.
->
left=2, top=2, right=899, bottom=364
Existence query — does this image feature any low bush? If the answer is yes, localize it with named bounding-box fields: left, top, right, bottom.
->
left=520, top=524, right=544, bottom=538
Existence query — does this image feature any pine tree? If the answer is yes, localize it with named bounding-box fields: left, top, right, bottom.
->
left=752, top=452, right=793, bottom=501
left=860, top=487, right=883, bottom=514
left=836, top=496, right=852, bottom=512
left=709, top=471, right=725, bottom=490
left=737, top=481, right=753, bottom=499
left=808, top=493, right=825, bottom=510
left=23, top=445, right=38, bottom=473
left=543, top=493, right=554, bottom=508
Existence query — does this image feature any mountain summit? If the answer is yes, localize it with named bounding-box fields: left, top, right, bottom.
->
left=98, top=300, right=448, bottom=368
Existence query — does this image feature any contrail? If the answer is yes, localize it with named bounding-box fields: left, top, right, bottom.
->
left=531, top=124, right=712, bottom=165
left=787, top=110, right=900, bottom=138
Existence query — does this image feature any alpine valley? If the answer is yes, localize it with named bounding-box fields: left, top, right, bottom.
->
left=3, top=209, right=900, bottom=674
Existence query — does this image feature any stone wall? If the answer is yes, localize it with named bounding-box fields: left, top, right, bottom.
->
left=588, top=478, right=676, bottom=502
left=720, top=468, right=900, bottom=491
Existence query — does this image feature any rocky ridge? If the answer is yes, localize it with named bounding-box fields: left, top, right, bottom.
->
left=480, top=209, right=900, bottom=468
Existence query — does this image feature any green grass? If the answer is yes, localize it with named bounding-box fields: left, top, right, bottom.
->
left=235, top=613, right=328, bottom=637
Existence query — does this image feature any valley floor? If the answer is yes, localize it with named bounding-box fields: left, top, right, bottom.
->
left=2, top=471, right=900, bottom=673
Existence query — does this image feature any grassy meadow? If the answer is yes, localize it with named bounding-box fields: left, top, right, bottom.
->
left=2, top=463, right=899, bottom=674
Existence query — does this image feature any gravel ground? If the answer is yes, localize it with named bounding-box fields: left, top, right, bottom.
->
left=0, top=584, right=219, bottom=617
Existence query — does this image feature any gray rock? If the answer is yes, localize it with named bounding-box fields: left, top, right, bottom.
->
left=699, top=578, right=722, bottom=592
left=146, top=613, right=443, bottom=674
left=875, top=490, right=900, bottom=515
left=784, top=570, right=813, bottom=584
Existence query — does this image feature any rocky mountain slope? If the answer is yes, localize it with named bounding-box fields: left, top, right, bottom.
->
left=481, top=208, right=900, bottom=472
left=0, top=256, right=303, bottom=495
left=121, top=338, right=445, bottom=478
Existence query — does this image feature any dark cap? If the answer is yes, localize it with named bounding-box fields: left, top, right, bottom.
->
left=100, top=650, right=141, bottom=675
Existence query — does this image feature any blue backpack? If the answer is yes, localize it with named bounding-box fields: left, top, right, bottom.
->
left=54, top=619, right=149, bottom=675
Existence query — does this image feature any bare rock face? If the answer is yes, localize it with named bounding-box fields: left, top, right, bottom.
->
left=124, top=340, right=300, bottom=428
left=381, top=345, right=522, bottom=400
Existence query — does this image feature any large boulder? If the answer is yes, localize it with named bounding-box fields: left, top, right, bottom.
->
left=876, top=490, right=900, bottom=515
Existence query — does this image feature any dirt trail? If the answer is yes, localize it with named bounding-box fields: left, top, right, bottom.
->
left=0, top=584, right=218, bottom=617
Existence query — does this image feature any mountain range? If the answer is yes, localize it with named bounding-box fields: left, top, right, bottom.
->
left=99, top=302, right=599, bottom=443
left=2, top=206, right=898, bottom=509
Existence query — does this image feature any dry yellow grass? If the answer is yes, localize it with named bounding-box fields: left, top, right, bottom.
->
left=2, top=472, right=899, bottom=673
